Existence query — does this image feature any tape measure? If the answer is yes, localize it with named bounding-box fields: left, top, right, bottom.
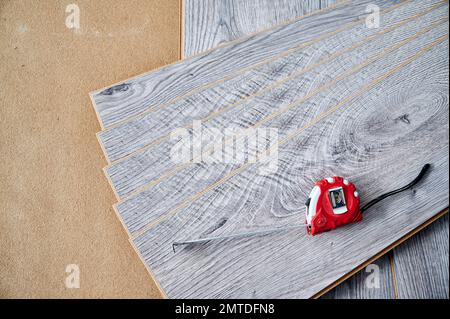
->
left=173, top=164, right=430, bottom=251
left=305, top=176, right=362, bottom=235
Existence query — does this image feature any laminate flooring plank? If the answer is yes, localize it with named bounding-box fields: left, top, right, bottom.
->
left=91, top=0, right=401, bottom=129
left=321, top=254, right=396, bottom=298
left=131, top=38, right=449, bottom=297
left=99, top=0, right=437, bottom=165
left=183, top=0, right=339, bottom=58
left=393, top=213, right=449, bottom=298
left=181, top=0, right=449, bottom=300
left=114, top=19, right=448, bottom=237
left=124, top=36, right=447, bottom=239
left=105, top=2, right=447, bottom=201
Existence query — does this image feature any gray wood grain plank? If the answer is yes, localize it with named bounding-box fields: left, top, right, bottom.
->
left=128, top=36, right=449, bottom=298
left=393, top=213, right=449, bottom=298
left=183, top=0, right=338, bottom=58
left=118, top=35, right=448, bottom=296
left=99, top=0, right=438, bottom=165
left=105, top=2, right=447, bottom=201
left=114, top=18, right=448, bottom=237
left=182, top=0, right=360, bottom=298
left=91, top=0, right=401, bottom=129
left=321, top=254, right=396, bottom=298
left=181, top=0, right=449, bottom=299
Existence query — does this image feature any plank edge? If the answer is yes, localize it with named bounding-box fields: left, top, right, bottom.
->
left=123, top=208, right=449, bottom=299
left=95, top=131, right=112, bottom=165
left=88, top=0, right=349, bottom=113
left=180, top=0, right=185, bottom=60
left=103, top=166, right=122, bottom=202
left=180, top=0, right=350, bottom=59
left=312, top=208, right=449, bottom=299
left=89, top=91, right=106, bottom=131
left=128, top=237, right=169, bottom=299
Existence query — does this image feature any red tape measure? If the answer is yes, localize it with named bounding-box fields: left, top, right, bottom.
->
left=305, top=176, right=362, bottom=235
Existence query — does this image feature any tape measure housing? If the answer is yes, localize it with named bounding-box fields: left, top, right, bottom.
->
left=305, top=176, right=362, bottom=235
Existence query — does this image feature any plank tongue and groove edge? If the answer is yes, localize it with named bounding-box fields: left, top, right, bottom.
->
left=132, top=38, right=449, bottom=298
left=104, top=1, right=447, bottom=201
left=90, top=0, right=401, bottom=129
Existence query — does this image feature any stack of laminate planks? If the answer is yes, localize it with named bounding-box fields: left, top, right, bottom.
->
left=182, top=0, right=450, bottom=299
left=90, top=0, right=449, bottom=298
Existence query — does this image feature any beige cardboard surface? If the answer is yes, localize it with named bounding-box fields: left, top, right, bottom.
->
left=0, top=0, right=179, bottom=298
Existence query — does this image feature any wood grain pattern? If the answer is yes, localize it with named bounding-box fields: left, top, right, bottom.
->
left=124, top=35, right=448, bottom=235
left=180, top=0, right=449, bottom=299
left=104, top=0, right=445, bottom=201
left=88, top=0, right=449, bottom=298
left=130, top=37, right=449, bottom=297
left=393, top=213, right=449, bottom=298
left=91, top=0, right=401, bottom=129
left=125, top=36, right=448, bottom=237
left=98, top=0, right=436, bottom=166
left=111, top=18, right=446, bottom=240
left=182, top=0, right=338, bottom=58
left=321, top=254, right=396, bottom=298
left=119, top=25, right=448, bottom=297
